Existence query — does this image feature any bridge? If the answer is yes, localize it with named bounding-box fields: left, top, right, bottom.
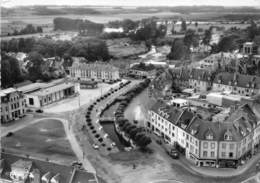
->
left=99, top=117, right=114, bottom=123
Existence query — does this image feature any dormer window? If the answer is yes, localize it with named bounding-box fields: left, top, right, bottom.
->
left=191, top=129, right=197, bottom=135
left=224, top=134, right=232, bottom=141
left=206, top=134, right=213, bottom=140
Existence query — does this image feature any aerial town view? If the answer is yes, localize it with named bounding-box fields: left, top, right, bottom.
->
left=1, top=0, right=260, bottom=183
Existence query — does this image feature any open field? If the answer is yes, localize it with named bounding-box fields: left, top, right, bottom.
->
left=107, top=38, right=148, bottom=58
left=1, top=119, right=77, bottom=164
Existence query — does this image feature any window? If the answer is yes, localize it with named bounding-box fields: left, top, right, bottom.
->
left=222, top=143, right=226, bottom=149
left=206, top=134, right=213, bottom=140
left=211, top=151, right=215, bottom=157
left=29, top=98, right=34, bottom=105
left=221, top=152, right=226, bottom=158
left=172, top=133, right=175, bottom=137
left=172, top=126, right=175, bottom=130
left=195, top=140, right=198, bottom=147
left=203, top=142, right=208, bottom=148
left=203, top=151, right=207, bottom=157
left=211, top=143, right=215, bottom=149
left=229, top=152, right=233, bottom=158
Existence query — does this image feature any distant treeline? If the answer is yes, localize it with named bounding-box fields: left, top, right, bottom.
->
left=53, top=17, right=104, bottom=36
left=1, top=37, right=110, bottom=61
left=32, top=7, right=101, bottom=15
left=10, top=24, right=43, bottom=36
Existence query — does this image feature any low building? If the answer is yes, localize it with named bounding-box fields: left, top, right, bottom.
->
left=212, top=72, right=260, bottom=96
left=10, top=159, right=32, bottom=183
left=42, top=172, right=52, bottom=183
left=170, top=98, right=188, bottom=108
left=79, top=80, right=98, bottom=89
left=0, top=88, right=26, bottom=123
left=29, top=169, right=41, bottom=183
left=147, top=101, right=260, bottom=168
left=25, top=82, right=78, bottom=109
left=128, top=64, right=156, bottom=79
left=68, top=62, right=120, bottom=82
left=242, top=42, right=258, bottom=55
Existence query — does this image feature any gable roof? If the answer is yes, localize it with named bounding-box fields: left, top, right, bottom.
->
left=214, top=72, right=260, bottom=89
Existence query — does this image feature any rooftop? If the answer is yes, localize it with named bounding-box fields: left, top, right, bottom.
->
left=0, top=88, right=17, bottom=97
left=29, top=82, right=74, bottom=97
left=150, top=101, right=259, bottom=142
left=1, top=153, right=97, bottom=183
left=70, top=62, right=118, bottom=71
left=11, top=159, right=32, bottom=172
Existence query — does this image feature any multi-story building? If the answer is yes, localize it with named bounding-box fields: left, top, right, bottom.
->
left=0, top=88, right=26, bottom=123
left=171, top=68, right=213, bottom=92
left=147, top=101, right=260, bottom=168
left=242, top=42, right=258, bottom=55
left=68, top=62, right=120, bottom=82
left=212, top=72, right=260, bottom=96
left=189, top=68, right=213, bottom=92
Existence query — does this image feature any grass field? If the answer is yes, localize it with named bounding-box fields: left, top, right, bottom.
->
left=2, top=119, right=77, bottom=164
left=107, top=38, right=148, bottom=58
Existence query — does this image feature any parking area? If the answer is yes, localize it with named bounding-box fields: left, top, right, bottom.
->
left=43, top=81, right=125, bottom=113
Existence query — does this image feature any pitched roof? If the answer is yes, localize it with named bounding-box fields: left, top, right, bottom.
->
left=190, top=68, right=213, bottom=82
left=214, top=72, right=260, bottom=89
left=186, top=104, right=258, bottom=141
left=150, top=101, right=183, bottom=125
left=69, top=62, right=118, bottom=72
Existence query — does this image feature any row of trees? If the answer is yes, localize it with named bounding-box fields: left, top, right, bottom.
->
left=167, top=29, right=199, bottom=60
left=1, top=37, right=110, bottom=61
left=114, top=79, right=152, bottom=149
left=53, top=17, right=104, bottom=36
left=1, top=52, right=24, bottom=88
left=1, top=51, right=66, bottom=88
left=11, top=24, right=43, bottom=36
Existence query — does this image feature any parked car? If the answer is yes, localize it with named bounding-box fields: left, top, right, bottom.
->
left=35, top=109, right=43, bottom=113
left=168, top=149, right=179, bottom=159
left=92, top=144, right=99, bottom=149
left=6, top=132, right=13, bottom=137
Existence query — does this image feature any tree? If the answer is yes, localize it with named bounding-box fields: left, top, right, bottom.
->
left=253, top=35, right=260, bottom=46
left=36, top=26, right=43, bottom=33
left=183, top=29, right=199, bottom=48
left=1, top=53, right=24, bottom=88
left=203, top=29, right=212, bottom=45
left=171, top=25, right=175, bottom=35
left=27, top=51, right=44, bottom=81
left=217, top=36, right=237, bottom=52
left=167, top=39, right=187, bottom=60
left=181, top=20, right=187, bottom=32
left=247, top=20, right=259, bottom=40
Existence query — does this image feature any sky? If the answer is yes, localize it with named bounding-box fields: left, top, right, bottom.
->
left=2, top=0, right=260, bottom=7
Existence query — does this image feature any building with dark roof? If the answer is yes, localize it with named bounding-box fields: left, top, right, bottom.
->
left=171, top=67, right=213, bottom=92
left=0, top=153, right=98, bottom=183
left=147, top=101, right=260, bottom=168
left=212, top=72, right=260, bottom=96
